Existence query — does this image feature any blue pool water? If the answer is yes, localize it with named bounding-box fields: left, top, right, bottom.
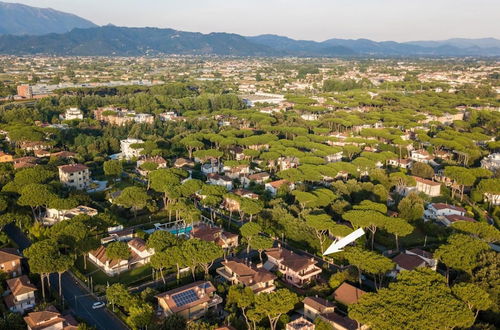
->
left=168, top=226, right=192, bottom=235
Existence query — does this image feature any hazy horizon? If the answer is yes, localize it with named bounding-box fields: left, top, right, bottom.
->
left=3, top=0, right=500, bottom=42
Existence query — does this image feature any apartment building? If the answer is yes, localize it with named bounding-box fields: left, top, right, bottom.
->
left=58, top=164, right=91, bottom=190
left=120, top=138, right=144, bottom=160
left=413, top=177, right=441, bottom=197
left=60, top=107, right=83, bottom=121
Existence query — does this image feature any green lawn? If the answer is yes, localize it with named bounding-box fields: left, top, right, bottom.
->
left=73, top=256, right=153, bottom=287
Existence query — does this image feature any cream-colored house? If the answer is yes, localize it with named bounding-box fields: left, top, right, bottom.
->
left=58, top=164, right=91, bottom=190
left=217, top=259, right=276, bottom=294
left=265, top=247, right=322, bottom=288
left=88, top=238, right=154, bottom=276
left=4, top=275, right=37, bottom=313
left=43, top=205, right=98, bottom=226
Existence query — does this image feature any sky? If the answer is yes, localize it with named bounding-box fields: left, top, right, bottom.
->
left=5, top=0, right=500, bottom=41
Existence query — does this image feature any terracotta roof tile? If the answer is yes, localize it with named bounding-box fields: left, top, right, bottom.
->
left=332, top=282, right=366, bottom=305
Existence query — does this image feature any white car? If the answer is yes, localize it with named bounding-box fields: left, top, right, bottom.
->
left=92, top=301, right=105, bottom=309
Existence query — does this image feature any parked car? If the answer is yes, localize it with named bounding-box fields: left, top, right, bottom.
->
left=92, top=302, right=105, bottom=309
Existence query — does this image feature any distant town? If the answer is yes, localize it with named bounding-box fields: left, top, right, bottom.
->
left=0, top=54, right=498, bottom=330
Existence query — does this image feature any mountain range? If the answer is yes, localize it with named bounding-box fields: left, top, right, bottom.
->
left=0, top=1, right=499, bottom=57
left=0, top=1, right=96, bottom=35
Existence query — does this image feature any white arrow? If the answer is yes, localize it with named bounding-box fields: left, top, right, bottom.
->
left=323, top=228, right=365, bottom=255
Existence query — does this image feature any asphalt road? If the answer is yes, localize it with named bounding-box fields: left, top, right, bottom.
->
left=49, top=272, right=127, bottom=330
left=4, top=223, right=128, bottom=330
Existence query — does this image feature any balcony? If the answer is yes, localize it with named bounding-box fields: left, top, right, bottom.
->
left=216, top=267, right=235, bottom=282
left=253, top=285, right=276, bottom=294
left=296, top=266, right=322, bottom=280
left=208, top=294, right=223, bottom=308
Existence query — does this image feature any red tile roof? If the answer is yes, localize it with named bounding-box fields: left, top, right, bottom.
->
left=332, top=282, right=366, bottom=305
left=444, top=214, right=476, bottom=223
left=6, top=275, right=37, bottom=296
left=431, top=203, right=466, bottom=213
left=303, top=296, right=335, bottom=313
left=265, top=247, right=317, bottom=273
left=408, top=248, right=434, bottom=260
left=413, top=176, right=441, bottom=186
left=393, top=253, right=426, bottom=271
left=222, top=259, right=276, bottom=286
left=0, top=248, right=22, bottom=264
left=58, top=164, right=89, bottom=173
left=267, top=179, right=290, bottom=188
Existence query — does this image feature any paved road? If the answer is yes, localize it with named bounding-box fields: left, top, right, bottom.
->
left=4, top=223, right=31, bottom=251
left=49, top=272, right=127, bottom=330
left=4, top=223, right=128, bottom=330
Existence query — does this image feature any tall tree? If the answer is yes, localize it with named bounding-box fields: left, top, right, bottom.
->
left=17, top=183, right=56, bottom=220
left=188, top=239, right=223, bottom=277
left=435, top=234, right=490, bottom=280
left=253, top=289, right=298, bottom=330
left=397, top=193, right=424, bottom=222
left=349, top=268, right=475, bottom=329
left=452, top=221, right=500, bottom=243
left=305, top=214, right=333, bottom=254
left=343, top=247, right=394, bottom=289
left=127, top=302, right=154, bottom=329
left=147, top=230, right=178, bottom=252
left=150, top=169, right=183, bottom=209
left=383, top=217, right=414, bottom=250
left=240, top=198, right=264, bottom=222
left=150, top=250, right=174, bottom=284
left=452, top=283, right=492, bottom=322
left=252, top=235, right=274, bottom=262
left=411, top=162, right=434, bottom=179
left=240, top=222, right=262, bottom=254
left=24, top=239, right=59, bottom=300
left=227, top=286, right=256, bottom=330
left=343, top=210, right=387, bottom=250
left=54, top=254, right=74, bottom=296
left=103, top=160, right=123, bottom=182
left=106, top=241, right=131, bottom=261
left=140, top=162, right=158, bottom=190
left=114, top=186, right=150, bottom=219
left=167, top=245, right=188, bottom=283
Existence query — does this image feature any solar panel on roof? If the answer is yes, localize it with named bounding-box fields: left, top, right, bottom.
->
left=198, top=282, right=211, bottom=289
left=172, top=289, right=198, bottom=307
